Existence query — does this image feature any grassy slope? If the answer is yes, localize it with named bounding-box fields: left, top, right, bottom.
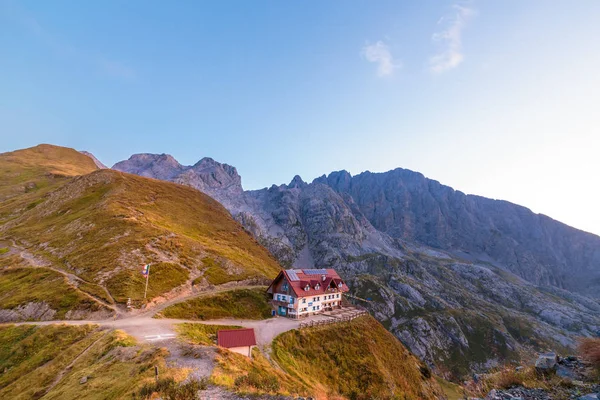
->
left=0, top=324, right=178, bottom=400
left=212, top=347, right=308, bottom=397
left=0, top=268, right=107, bottom=319
left=0, top=145, right=282, bottom=311
left=176, top=323, right=243, bottom=345
left=159, top=288, right=272, bottom=320
left=271, top=315, right=444, bottom=400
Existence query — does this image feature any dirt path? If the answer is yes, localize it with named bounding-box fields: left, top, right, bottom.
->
left=43, top=330, right=109, bottom=396
left=8, top=239, right=117, bottom=312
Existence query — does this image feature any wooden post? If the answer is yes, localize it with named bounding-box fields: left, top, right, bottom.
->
left=143, top=264, right=151, bottom=300
left=154, top=366, right=159, bottom=382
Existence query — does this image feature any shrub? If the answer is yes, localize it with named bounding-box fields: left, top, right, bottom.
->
left=137, top=377, right=208, bottom=400
left=578, top=337, right=600, bottom=368
left=234, top=369, right=280, bottom=392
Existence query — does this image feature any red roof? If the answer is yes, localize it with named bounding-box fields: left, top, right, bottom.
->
left=268, top=268, right=350, bottom=297
left=217, top=328, right=257, bottom=348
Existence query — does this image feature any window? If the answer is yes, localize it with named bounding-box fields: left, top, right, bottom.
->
left=290, top=297, right=294, bottom=304
left=315, top=283, right=320, bottom=290
left=304, top=285, right=310, bottom=291
left=317, top=305, right=320, bottom=310
left=283, top=282, right=288, bottom=291
left=312, top=297, right=316, bottom=302
left=312, top=306, right=316, bottom=311
left=336, top=294, right=340, bottom=298
left=281, top=295, right=287, bottom=302
left=277, top=295, right=281, bottom=301
left=308, top=302, right=313, bottom=306
left=302, top=298, right=306, bottom=304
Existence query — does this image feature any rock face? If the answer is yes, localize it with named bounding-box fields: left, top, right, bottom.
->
left=112, top=154, right=600, bottom=378
left=318, top=169, right=600, bottom=296
left=113, top=154, right=242, bottom=205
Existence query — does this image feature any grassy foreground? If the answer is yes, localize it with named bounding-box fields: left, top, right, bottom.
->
left=159, top=288, right=272, bottom=320
left=0, top=324, right=180, bottom=399
left=271, top=315, right=444, bottom=400
left=210, top=315, right=444, bottom=399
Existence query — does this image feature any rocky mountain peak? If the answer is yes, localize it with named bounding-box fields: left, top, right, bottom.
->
left=113, top=153, right=243, bottom=203
left=288, top=175, right=306, bottom=189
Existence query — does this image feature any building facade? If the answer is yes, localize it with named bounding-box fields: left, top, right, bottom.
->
left=266, top=268, right=349, bottom=318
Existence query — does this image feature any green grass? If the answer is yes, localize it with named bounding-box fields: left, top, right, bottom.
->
left=1, top=145, right=282, bottom=307
left=199, top=257, right=254, bottom=285
left=0, top=247, right=8, bottom=255
left=0, top=268, right=108, bottom=319
left=0, top=324, right=184, bottom=400
left=176, top=323, right=243, bottom=345
left=436, top=376, right=465, bottom=400
left=159, top=288, right=272, bottom=320
left=105, top=262, right=189, bottom=304
left=271, top=315, right=444, bottom=400
left=78, top=281, right=114, bottom=304
left=0, top=324, right=98, bottom=394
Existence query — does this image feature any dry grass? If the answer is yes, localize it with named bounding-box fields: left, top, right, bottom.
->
left=578, top=337, right=600, bottom=368
left=0, top=324, right=184, bottom=399
left=211, top=347, right=307, bottom=397
left=0, top=145, right=282, bottom=312
left=464, top=365, right=575, bottom=398
left=271, top=315, right=444, bottom=400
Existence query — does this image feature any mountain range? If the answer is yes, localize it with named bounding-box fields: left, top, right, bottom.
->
left=113, top=151, right=600, bottom=377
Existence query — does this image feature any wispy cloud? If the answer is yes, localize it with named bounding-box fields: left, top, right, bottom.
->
left=429, top=4, right=475, bottom=73
left=361, top=40, right=400, bottom=77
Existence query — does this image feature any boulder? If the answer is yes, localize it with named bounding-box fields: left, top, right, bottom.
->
left=578, top=394, right=599, bottom=400
left=535, top=352, right=558, bottom=372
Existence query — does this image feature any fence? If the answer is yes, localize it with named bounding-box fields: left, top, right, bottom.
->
left=299, top=309, right=368, bottom=329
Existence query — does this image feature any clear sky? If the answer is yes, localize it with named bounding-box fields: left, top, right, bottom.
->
left=1, top=1, right=599, bottom=235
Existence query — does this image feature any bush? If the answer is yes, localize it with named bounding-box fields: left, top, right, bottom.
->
left=137, top=377, right=208, bottom=400
left=578, top=337, right=600, bottom=368
left=234, top=369, right=280, bottom=392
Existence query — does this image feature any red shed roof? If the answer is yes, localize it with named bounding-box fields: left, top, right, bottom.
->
left=217, top=328, right=257, bottom=348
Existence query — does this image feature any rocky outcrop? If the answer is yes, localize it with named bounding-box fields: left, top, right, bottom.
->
left=113, top=154, right=242, bottom=205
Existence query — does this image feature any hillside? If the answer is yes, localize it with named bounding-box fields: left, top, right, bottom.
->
left=0, top=324, right=184, bottom=399
left=210, top=315, right=444, bottom=399
left=0, top=145, right=281, bottom=321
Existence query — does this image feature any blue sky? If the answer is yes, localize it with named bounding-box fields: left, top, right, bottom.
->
left=1, top=0, right=600, bottom=235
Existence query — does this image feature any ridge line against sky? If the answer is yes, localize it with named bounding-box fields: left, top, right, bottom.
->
left=1, top=0, right=600, bottom=235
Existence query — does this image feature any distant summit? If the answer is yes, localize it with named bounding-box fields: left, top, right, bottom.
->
left=113, top=153, right=243, bottom=204
left=80, top=151, right=108, bottom=169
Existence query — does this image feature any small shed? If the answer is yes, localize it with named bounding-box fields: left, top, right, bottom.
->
left=217, top=328, right=257, bottom=357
